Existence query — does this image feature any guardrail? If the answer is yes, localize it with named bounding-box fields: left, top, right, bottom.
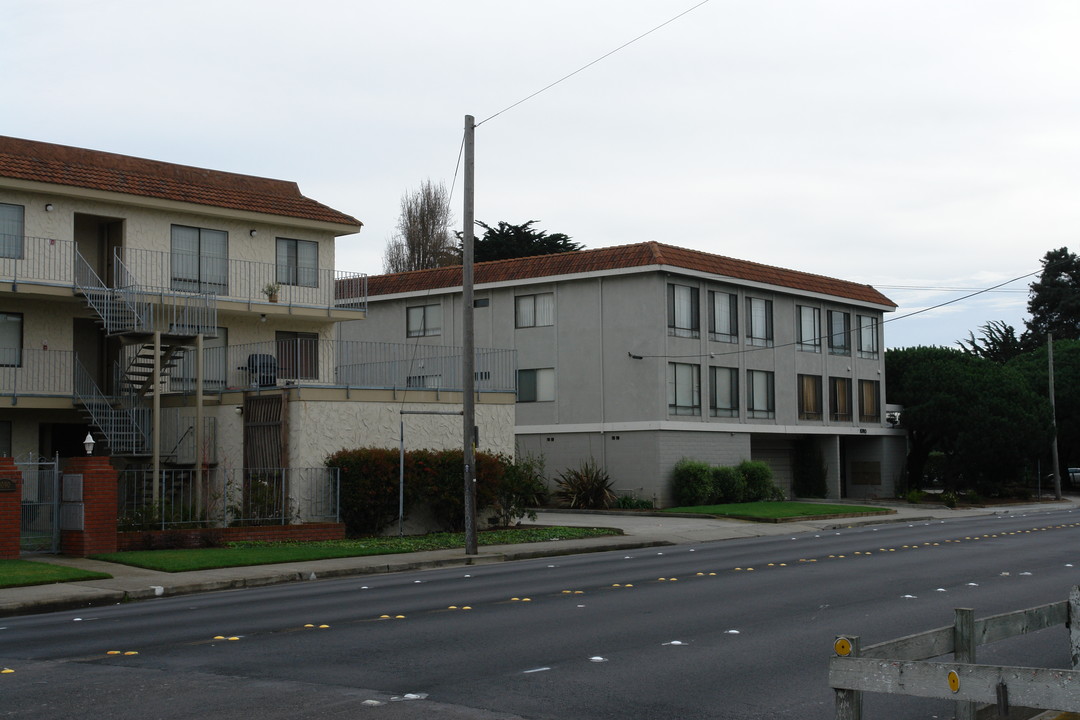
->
left=829, top=586, right=1080, bottom=719
left=0, top=348, right=73, bottom=399
left=0, top=235, right=75, bottom=288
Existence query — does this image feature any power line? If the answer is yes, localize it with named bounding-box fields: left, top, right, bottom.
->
left=476, top=1, right=712, bottom=127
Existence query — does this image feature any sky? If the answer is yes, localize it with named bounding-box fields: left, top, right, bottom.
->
left=5, top=0, right=1079, bottom=349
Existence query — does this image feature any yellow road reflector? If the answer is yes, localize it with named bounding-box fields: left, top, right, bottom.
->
left=708, top=572, right=716, bottom=576
left=395, top=615, right=405, bottom=619
left=213, top=636, right=226, bottom=640
left=462, top=606, right=472, bottom=610
left=947, top=670, right=960, bottom=693
left=107, top=651, right=121, bottom=655
left=574, top=591, right=583, bottom=594
left=625, top=584, right=634, bottom=587
left=124, top=651, right=139, bottom=655
left=562, top=590, right=572, bottom=594
left=449, top=605, right=458, bottom=609
left=659, top=577, right=668, bottom=581
left=319, top=625, right=330, bottom=629
left=1, top=668, right=13, bottom=674
left=227, top=637, right=239, bottom=642
left=833, top=637, right=852, bottom=656
left=522, top=598, right=532, bottom=601
left=380, top=614, right=391, bottom=619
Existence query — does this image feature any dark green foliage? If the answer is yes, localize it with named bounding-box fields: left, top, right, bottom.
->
left=327, top=447, right=405, bottom=537
left=672, top=459, right=714, bottom=506
left=1024, top=247, right=1080, bottom=343
left=792, top=439, right=829, bottom=498
left=614, top=494, right=654, bottom=510
left=490, top=454, right=548, bottom=527
left=466, top=220, right=583, bottom=262
left=940, top=490, right=958, bottom=508
left=738, top=460, right=785, bottom=501
left=1009, top=338, right=1080, bottom=482
left=555, top=459, right=615, bottom=509
left=905, top=488, right=925, bottom=504
left=710, top=465, right=746, bottom=503
left=958, top=320, right=1026, bottom=363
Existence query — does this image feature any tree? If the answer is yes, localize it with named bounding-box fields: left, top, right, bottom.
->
left=1008, top=338, right=1080, bottom=482
left=957, top=320, right=1025, bottom=363
left=886, top=346, right=1052, bottom=494
left=464, top=220, right=583, bottom=262
left=1024, top=247, right=1080, bottom=343
left=383, top=180, right=456, bottom=273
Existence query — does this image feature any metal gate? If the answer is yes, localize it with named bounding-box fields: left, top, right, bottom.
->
left=18, top=454, right=60, bottom=553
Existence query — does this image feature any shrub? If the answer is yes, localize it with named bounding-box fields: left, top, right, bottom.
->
left=327, top=447, right=404, bottom=536
left=738, top=460, right=784, bottom=501
left=672, top=459, right=714, bottom=506
left=963, top=489, right=982, bottom=505
left=490, top=454, right=548, bottom=527
left=615, top=494, right=654, bottom=510
left=555, top=459, right=615, bottom=509
left=940, top=490, right=957, bottom=508
left=710, top=466, right=746, bottom=503
left=905, top=488, right=925, bottom=504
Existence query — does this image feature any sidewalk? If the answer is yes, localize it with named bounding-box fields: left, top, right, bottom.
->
left=3, top=498, right=1074, bottom=618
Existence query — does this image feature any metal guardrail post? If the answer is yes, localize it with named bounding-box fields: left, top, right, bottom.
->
left=954, top=608, right=976, bottom=720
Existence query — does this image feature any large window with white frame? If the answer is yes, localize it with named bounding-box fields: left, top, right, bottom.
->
left=857, top=315, right=879, bottom=359
left=276, top=237, right=318, bottom=288
left=518, top=368, right=555, bottom=402
left=0, top=312, right=22, bottom=367
left=746, top=298, right=773, bottom=347
left=0, top=203, right=24, bottom=259
left=667, top=283, right=700, bottom=338
left=709, top=366, right=738, bottom=417
left=859, top=379, right=880, bottom=423
left=668, top=362, right=701, bottom=415
left=830, top=376, right=852, bottom=422
left=747, top=369, right=775, bottom=418
left=515, top=293, right=554, bottom=328
left=828, top=311, right=851, bottom=356
left=797, top=306, right=821, bottom=352
left=798, top=374, right=823, bottom=420
left=406, top=304, right=442, bottom=337
left=171, top=225, right=228, bottom=294
left=709, top=290, right=738, bottom=343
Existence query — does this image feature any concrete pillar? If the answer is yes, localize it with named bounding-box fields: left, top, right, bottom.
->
left=60, top=456, right=118, bottom=557
left=0, top=457, right=22, bottom=559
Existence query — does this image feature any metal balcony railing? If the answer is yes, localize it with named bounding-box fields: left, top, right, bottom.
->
left=0, top=348, right=74, bottom=398
left=161, top=339, right=516, bottom=394
left=0, top=235, right=76, bottom=288
left=73, top=358, right=152, bottom=455
left=116, top=247, right=367, bottom=311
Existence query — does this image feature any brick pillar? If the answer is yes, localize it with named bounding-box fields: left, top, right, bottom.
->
left=61, top=456, right=118, bottom=557
left=0, top=457, right=22, bottom=559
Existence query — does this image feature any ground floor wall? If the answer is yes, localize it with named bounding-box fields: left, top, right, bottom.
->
left=518, top=428, right=906, bottom=508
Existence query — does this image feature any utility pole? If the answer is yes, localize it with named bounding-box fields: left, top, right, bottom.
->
left=463, top=114, right=478, bottom=555
left=1048, top=333, right=1062, bottom=500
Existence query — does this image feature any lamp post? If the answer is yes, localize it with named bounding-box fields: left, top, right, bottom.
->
left=83, top=432, right=95, bottom=456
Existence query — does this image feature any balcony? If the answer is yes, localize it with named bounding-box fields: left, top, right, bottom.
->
left=117, top=247, right=367, bottom=311
left=0, top=348, right=74, bottom=399
left=0, top=236, right=76, bottom=290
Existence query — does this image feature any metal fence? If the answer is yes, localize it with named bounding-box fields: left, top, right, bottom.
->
left=0, top=235, right=75, bottom=288
left=117, top=466, right=339, bottom=530
left=18, top=455, right=60, bottom=552
left=0, top=348, right=73, bottom=398
left=117, top=247, right=367, bottom=310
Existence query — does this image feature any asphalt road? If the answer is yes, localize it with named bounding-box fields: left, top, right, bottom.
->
left=2, top=508, right=1079, bottom=719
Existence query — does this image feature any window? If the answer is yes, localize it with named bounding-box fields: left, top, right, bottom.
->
left=798, top=374, right=823, bottom=420
left=515, top=293, right=554, bottom=328
left=746, top=298, right=773, bottom=347
left=276, top=331, right=318, bottom=380
left=406, top=304, right=442, bottom=337
left=857, top=315, right=879, bottom=359
left=171, top=225, right=228, bottom=294
left=797, top=306, right=821, bottom=352
left=0, top=203, right=24, bottom=259
left=406, top=374, right=442, bottom=388
left=709, top=291, right=738, bottom=342
left=710, top=366, right=738, bottom=417
left=830, top=377, right=852, bottom=422
left=859, top=379, right=880, bottom=423
left=667, top=284, right=700, bottom=338
left=747, top=369, right=775, bottom=418
left=518, top=368, right=555, bottom=402
left=667, top=362, right=701, bottom=415
left=0, top=313, right=21, bottom=367
left=171, top=327, right=227, bottom=391
left=276, top=237, right=318, bottom=288
left=828, top=311, right=851, bottom=355
left=473, top=297, right=489, bottom=308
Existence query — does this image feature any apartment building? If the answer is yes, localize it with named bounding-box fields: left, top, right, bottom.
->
left=349, top=242, right=906, bottom=505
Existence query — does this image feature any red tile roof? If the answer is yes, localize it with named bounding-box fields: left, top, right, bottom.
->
left=0, top=136, right=361, bottom=228
left=366, top=242, right=896, bottom=307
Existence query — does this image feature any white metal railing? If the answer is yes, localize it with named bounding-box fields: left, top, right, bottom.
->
left=117, top=247, right=367, bottom=310
left=160, top=339, right=516, bottom=394
left=0, top=235, right=76, bottom=288
left=0, top=348, right=73, bottom=398
left=117, top=466, right=340, bottom=529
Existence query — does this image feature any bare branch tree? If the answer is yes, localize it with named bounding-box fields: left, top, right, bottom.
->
left=382, top=180, right=455, bottom=273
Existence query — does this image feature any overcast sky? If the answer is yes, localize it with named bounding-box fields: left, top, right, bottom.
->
left=5, top=1, right=1078, bottom=349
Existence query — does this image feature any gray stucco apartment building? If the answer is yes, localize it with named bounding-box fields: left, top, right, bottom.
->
left=345, top=242, right=907, bottom=506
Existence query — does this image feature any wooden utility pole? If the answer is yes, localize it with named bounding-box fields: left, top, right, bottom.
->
left=1049, top=333, right=1062, bottom=500
left=463, top=115, right=478, bottom=555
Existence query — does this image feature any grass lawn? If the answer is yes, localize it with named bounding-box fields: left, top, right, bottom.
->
left=664, top=501, right=892, bottom=520
left=0, top=559, right=112, bottom=589
left=90, top=526, right=620, bottom=573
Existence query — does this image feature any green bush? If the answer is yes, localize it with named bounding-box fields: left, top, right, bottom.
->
left=615, top=494, right=654, bottom=510
left=555, top=459, right=615, bottom=509
left=940, top=490, right=957, bottom=508
left=905, top=488, right=926, bottom=504
left=710, top=465, right=746, bottom=503
left=327, top=447, right=406, bottom=536
left=738, top=460, right=785, bottom=501
left=672, top=459, right=714, bottom=506
left=490, top=454, right=548, bottom=527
